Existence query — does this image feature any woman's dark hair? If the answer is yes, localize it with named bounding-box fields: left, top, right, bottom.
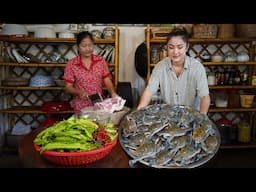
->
left=166, top=27, right=189, bottom=45
left=76, top=31, right=94, bottom=45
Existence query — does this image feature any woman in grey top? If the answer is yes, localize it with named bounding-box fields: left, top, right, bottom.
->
left=137, top=27, right=210, bottom=114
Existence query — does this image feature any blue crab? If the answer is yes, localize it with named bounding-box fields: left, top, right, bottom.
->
left=173, top=145, right=201, bottom=166
left=128, top=141, right=163, bottom=167
left=201, top=135, right=218, bottom=154
left=121, top=116, right=137, bottom=137
left=149, top=148, right=176, bottom=167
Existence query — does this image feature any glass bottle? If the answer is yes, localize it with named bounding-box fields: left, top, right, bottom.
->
left=251, top=68, right=256, bottom=86
left=234, top=68, right=241, bottom=85
left=159, top=45, right=167, bottom=60
left=151, top=47, right=159, bottom=64
left=228, top=67, right=235, bottom=85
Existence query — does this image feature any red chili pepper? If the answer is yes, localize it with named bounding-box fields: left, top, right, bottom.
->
left=93, top=128, right=111, bottom=144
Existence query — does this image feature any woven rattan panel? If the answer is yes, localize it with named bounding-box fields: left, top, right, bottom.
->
left=3, top=42, right=75, bottom=128
left=189, top=42, right=250, bottom=60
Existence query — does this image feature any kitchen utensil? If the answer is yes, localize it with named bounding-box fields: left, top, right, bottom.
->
left=88, top=93, right=104, bottom=104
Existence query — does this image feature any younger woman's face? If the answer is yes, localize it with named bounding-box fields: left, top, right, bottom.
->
left=78, top=37, right=94, bottom=57
left=167, top=36, right=188, bottom=64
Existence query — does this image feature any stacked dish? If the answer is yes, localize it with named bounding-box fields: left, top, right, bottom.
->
left=0, top=24, right=28, bottom=37
left=29, top=75, right=55, bottom=87
left=34, top=27, right=56, bottom=38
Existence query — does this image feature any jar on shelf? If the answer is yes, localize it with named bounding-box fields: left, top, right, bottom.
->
left=151, top=47, right=159, bottom=64
left=252, top=75, right=256, bottom=86
left=159, top=45, right=167, bottom=60
left=207, top=72, right=215, bottom=85
left=215, top=90, right=228, bottom=108
left=238, top=120, right=251, bottom=143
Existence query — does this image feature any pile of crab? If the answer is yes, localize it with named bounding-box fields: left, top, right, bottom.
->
left=119, top=104, right=220, bottom=168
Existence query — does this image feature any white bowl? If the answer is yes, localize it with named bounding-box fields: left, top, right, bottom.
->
left=58, top=32, right=74, bottom=38
left=54, top=24, right=70, bottom=32
left=211, top=55, right=223, bottom=62
left=34, top=27, right=56, bottom=38
left=0, top=24, right=28, bottom=36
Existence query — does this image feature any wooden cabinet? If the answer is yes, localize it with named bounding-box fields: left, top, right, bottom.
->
left=145, top=24, right=256, bottom=149
left=0, top=25, right=119, bottom=140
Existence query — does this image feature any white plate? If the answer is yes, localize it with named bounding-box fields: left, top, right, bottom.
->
left=12, top=48, right=28, bottom=63
left=6, top=47, right=16, bottom=62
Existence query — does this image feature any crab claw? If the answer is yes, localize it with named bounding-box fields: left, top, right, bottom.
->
left=129, top=159, right=137, bottom=168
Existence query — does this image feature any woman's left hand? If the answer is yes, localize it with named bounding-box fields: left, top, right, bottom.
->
left=111, top=92, right=119, bottom=98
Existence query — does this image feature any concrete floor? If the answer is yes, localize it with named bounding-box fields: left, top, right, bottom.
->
left=1, top=148, right=256, bottom=168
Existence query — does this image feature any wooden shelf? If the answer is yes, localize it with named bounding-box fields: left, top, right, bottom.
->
left=0, top=106, right=74, bottom=114
left=0, top=37, right=115, bottom=44
left=0, top=62, right=115, bottom=67
left=209, top=107, right=256, bottom=112
left=149, top=62, right=256, bottom=67
left=0, top=86, right=65, bottom=90
left=150, top=38, right=256, bottom=43
left=220, top=142, right=256, bottom=149
left=0, top=62, right=67, bottom=67
left=209, top=85, right=256, bottom=89
left=203, top=61, right=256, bottom=65
left=0, top=86, right=110, bottom=91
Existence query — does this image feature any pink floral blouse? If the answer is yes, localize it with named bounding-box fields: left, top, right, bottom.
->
left=64, top=54, right=111, bottom=113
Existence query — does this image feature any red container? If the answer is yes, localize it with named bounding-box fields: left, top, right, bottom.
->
left=34, top=138, right=117, bottom=166
left=40, top=101, right=71, bottom=112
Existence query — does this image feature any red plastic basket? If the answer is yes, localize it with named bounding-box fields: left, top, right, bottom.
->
left=34, top=139, right=117, bottom=166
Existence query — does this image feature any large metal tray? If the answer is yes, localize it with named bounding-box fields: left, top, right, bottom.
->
left=118, top=104, right=221, bottom=168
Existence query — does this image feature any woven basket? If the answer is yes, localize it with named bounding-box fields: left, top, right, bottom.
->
left=151, top=26, right=175, bottom=39
left=193, top=24, right=218, bottom=39
left=34, top=138, right=117, bottom=166
left=236, top=24, right=256, bottom=38
left=217, top=24, right=235, bottom=38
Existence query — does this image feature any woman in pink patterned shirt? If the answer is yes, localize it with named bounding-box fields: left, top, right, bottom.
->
left=64, top=31, right=118, bottom=113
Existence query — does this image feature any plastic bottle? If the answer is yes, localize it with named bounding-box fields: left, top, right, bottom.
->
left=238, top=120, right=251, bottom=143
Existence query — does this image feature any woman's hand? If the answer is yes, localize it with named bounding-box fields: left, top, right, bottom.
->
left=111, top=92, right=119, bottom=98
left=79, top=91, right=89, bottom=100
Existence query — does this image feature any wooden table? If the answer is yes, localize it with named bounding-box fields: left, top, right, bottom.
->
left=18, top=127, right=132, bottom=168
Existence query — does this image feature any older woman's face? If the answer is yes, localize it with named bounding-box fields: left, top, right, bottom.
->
left=78, top=37, right=94, bottom=57
left=167, top=36, right=188, bottom=64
